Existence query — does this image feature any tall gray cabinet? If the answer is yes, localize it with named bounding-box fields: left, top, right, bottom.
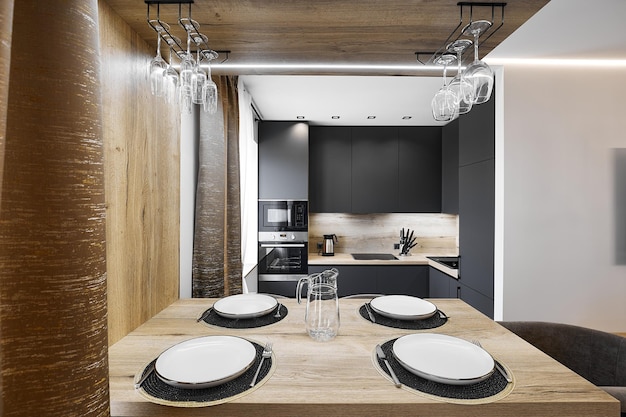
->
left=458, top=92, right=496, bottom=318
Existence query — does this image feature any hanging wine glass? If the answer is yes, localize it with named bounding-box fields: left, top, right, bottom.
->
left=190, top=33, right=209, bottom=105
left=162, top=35, right=180, bottom=105
left=431, top=54, right=459, bottom=122
left=201, top=50, right=219, bottom=114
left=462, top=20, right=494, bottom=105
left=179, top=30, right=196, bottom=114
left=147, top=20, right=169, bottom=97
left=446, top=39, right=474, bottom=115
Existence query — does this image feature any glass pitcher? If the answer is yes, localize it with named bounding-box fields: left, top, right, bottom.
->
left=305, top=282, right=339, bottom=341
left=296, top=268, right=339, bottom=342
left=296, top=268, right=338, bottom=303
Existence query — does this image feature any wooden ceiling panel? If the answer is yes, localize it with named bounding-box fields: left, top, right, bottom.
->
left=104, top=0, right=550, bottom=74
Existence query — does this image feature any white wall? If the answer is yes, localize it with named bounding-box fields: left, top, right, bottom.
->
left=500, top=64, right=626, bottom=332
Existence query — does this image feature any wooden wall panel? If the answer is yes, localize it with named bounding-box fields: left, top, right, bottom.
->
left=99, top=0, right=180, bottom=345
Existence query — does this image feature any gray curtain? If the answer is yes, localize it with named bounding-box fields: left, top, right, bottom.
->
left=192, top=75, right=243, bottom=297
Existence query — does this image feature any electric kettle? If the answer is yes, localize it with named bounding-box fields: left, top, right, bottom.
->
left=322, top=234, right=338, bottom=256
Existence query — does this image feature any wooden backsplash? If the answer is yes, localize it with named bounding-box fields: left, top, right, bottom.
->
left=309, top=213, right=458, bottom=254
left=99, top=1, right=180, bottom=345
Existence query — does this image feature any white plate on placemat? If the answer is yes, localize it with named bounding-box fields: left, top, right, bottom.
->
left=213, top=293, right=278, bottom=319
left=369, top=295, right=437, bottom=320
left=392, top=333, right=495, bottom=385
left=155, top=336, right=257, bottom=389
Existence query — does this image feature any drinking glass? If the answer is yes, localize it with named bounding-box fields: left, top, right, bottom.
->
left=447, top=39, right=474, bottom=115
left=201, top=50, right=219, bottom=114
left=179, top=32, right=196, bottom=114
left=463, top=20, right=494, bottom=105
left=162, top=36, right=180, bottom=105
left=148, top=31, right=167, bottom=97
left=192, top=48, right=207, bottom=105
left=431, top=54, right=459, bottom=122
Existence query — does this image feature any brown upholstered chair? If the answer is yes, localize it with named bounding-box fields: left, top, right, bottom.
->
left=499, top=321, right=626, bottom=416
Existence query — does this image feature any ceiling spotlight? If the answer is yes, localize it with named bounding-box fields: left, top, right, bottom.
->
left=331, top=116, right=340, bottom=119
left=367, top=116, right=376, bottom=119
left=296, top=116, right=305, bottom=119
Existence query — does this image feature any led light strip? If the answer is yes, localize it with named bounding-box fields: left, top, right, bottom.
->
left=484, top=58, right=626, bottom=67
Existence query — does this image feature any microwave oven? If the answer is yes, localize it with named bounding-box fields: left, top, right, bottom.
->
left=258, top=200, right=308, bottom=232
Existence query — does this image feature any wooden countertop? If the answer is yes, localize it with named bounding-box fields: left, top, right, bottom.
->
left=109, top=298, right=618, bottom=417
left=309, top=252, right=459, bottom=278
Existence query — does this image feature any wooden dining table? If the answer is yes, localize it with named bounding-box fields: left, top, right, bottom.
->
left=108, top=298, right=619, bottom=417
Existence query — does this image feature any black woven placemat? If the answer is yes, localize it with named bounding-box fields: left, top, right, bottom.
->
left=359, top=304, right=448, bottom=330
left=376, top=339, right=509, bottom=401
left=199, top=304, right=287, bottom=329
left=136, top=341, right=272, bottom=406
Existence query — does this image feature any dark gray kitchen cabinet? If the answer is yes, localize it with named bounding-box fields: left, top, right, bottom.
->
left=429, top=266, right=457, bottom=298
left=308, top=265, right=377, bottom=297
left=351, top=127, right=399, bottom=213
left=458, top=282, right=494, bottom=318
left=258, top=121, right=309, bottom=200
left=379, top=265, right=429, bottom=297
left=398, top=127, right=442, bottom=212
left=309, top=126, right=442, bottom=213
left=457, top=89, right=496, bottom=318
left=309, top=126, right=352, bottom=213
left=441, top=119, right=459, bottom=214
left=309, top=264, right=428, bottom=298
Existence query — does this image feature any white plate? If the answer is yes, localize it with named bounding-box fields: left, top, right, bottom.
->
left=213, top=293, right=278, bottom=319
left=155, top=336, right=257, bottom=389
left=392, top=333, right=495, bottom=385
left=369, top=295, right=437, bottom=320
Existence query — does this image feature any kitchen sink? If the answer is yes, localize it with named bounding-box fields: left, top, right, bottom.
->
left=352, top=253, right=398, bottom=261
left=427, top=256, right=459, bottom=269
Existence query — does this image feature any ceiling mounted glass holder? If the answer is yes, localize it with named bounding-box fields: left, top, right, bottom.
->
left=146, top=1, right=231, bottom=64
left=415, top=1, right=506, bottom=66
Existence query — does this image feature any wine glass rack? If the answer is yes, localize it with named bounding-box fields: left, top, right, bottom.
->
left=415, top=2, right=507, bottom=66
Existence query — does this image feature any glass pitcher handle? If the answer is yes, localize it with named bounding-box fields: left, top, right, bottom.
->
left=296, top=276, right=307, bottom=304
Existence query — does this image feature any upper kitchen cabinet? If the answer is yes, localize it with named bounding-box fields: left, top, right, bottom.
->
left=351, top=127, right=399, bottom=213
left=398, top=127, right=441, bottom=213
left=309, top=126, right=352, bottom=213
left=259, top=122, right=309, bottom=200
left=309, top=126, right=442, bottom=213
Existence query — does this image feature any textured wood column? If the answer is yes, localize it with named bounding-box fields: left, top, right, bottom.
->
left=0, top=0, right=13, bottom=196
left=0, top=1, right=109, bottom=416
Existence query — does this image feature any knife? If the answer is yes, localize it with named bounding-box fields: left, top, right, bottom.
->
left=134, top=362, right=155, bottom=389
left=364, top=303, right=376, bottom=323
left=376, top=344, right=401, bottom=388
left=495, top=361, right=513, bottom=383
left=196, top=307, right=213, bottom=322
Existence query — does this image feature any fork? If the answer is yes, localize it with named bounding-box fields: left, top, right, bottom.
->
left=250, top=342, right=273, bottom=387
left=274, top=303, right=282, bottom=318
left=471, top=340, right=512, bottom=383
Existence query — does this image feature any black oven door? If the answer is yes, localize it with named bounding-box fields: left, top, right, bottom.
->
left=258, top=242, right=308, bottom=278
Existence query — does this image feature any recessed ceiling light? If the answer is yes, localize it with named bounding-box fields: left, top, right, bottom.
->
left=402, top=116, right=413, bottom=120
left=367, top=116, right=376, bottom=119
left=331, top=116, right=340, bottom=119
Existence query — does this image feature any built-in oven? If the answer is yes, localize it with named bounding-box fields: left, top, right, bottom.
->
left=258, top=231, right=309, bottom=297
left=258, top=200, right=308, bottom=232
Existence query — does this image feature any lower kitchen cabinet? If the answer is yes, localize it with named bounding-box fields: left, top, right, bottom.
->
left=457, top=282, right=494, bottom=318
left=258, top=281, right=302, bottom=298
left=428, top=267, right=458, bottom=298
left=309, top=264, right=428, bottom=298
